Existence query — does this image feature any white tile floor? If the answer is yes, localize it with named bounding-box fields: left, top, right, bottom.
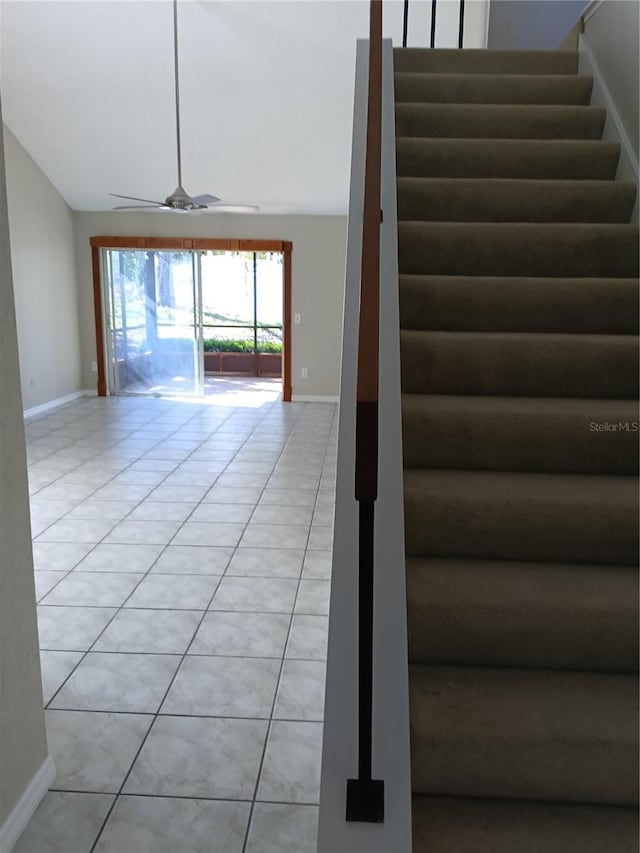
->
left=16, top=384, right=336, bottom=853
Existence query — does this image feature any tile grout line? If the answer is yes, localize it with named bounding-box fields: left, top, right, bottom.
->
left=240, top=402, right=337, bottom=853
left=26, top=394, right=336, bottom=852
left=48, top=787, right=322, bottom=807
left=39, top=403, right=245, bottom=711
left=37, top=407, right=266, bottom=745
left=87, top=398, right=314, bottom=852
left=30, top=403, right=222, bottom=600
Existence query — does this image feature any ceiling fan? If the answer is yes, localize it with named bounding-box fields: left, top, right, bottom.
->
left=111, top=0, right=257, bottom=214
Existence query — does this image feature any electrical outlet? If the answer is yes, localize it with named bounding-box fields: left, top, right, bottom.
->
left=301, top=367, right=308, bottom=378
left=91, top=361, right=98, bottom=373
left=294, top=313, right=301, bottom=324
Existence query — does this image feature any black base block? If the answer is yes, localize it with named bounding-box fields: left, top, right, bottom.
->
left=346, top=778, right=385, bottom=823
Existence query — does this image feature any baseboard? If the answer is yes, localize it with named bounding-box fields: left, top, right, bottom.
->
left=0, top=755, right=55, bottom=853
left=23, top=389, right=94, bottom=419
left=291, top=394, right=339, bottom=403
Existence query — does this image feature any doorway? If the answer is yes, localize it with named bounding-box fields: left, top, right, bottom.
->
left=91, top=237, right=292, bottom=401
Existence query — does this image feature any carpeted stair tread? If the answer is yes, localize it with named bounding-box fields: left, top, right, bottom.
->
left=398, top=222, right=639, bottom=277
left=397, top=177, right=636, bottom=222
left=399, top=275, right=640, bottom=334
left=406, top=556, right=639, bottom=671
left=394, top=72, right=593, bottom=105
left=396, top=138, right=621, bottom=180
left=402, top=395, right=640, bottom=474
left=403, top=469, right=639, bottom=565
left=395, top=73, right=594, bottom=107
left=409, top=664, right=639, bottom=805
left=400, top=330, right=639, bottom=399
left=393, top=48, right=578, bottom=75
left=395, top=103, right=606, bottom=139
left=394, top=45, right=640, bottom=849
left=411, top=795, right=639, bottom=853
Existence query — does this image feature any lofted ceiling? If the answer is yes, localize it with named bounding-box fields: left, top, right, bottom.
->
left=0, top=1, right=485, bottom=214
left=1, top=0, right=370, bottom=213
left=0, top=0, right=370, bottom=213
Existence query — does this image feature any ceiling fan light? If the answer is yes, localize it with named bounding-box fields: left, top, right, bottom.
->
left=211, top=205, right=260, bottom=214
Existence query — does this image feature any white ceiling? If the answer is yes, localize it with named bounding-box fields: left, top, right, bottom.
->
left=0, top=0, right=364, bottom=213
left=0, top=1, right=483, bottom=214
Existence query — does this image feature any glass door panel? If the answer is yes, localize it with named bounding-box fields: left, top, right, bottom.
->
left=200, top=250, right=283, bottom=378
left=255, top=252, right=283, bottom=330
left=104, top=248, right=203, bottom=396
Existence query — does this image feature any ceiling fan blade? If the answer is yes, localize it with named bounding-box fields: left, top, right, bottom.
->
left=113, top=204, right=168, bottom=210
left=189, top=193, right=221, bottom=205
left=110, top=193, right=167, bottom=205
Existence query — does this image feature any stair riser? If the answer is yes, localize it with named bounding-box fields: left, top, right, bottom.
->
left=397, top=178, right=636, bottom=223
left=412, top=796, right=640, bottom=853
left=396, top=44, right=640, bottom=844
left=402, top=398, right=640, bottom=474
left=410, top=667, right=639, bottom=805
left=398, top=223, right=640, bottom=278
left=393, top=48, right=579, bottom=75
left=400, top=331, right=639, bottom=399
left=394, top=73, right=593, bottom=105
left=403, top=480, right=639, bottom=565
left=406, top=559, right=639, bottom=671
left=396, top=139, right=621, bottom=180
left=396, top=104, right=606, bottom=140
left=399, top=276, right=640, bottom=335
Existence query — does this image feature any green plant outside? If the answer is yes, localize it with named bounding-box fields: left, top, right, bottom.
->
left=203, top=338, right=282, bottom=354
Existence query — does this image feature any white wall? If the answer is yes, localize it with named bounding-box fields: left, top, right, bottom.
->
left=0, top=99, right=51, bottom=849
left=3, top=127, right=82, bottom=411
left=72, top=212, right=347, bottom=398
left=487, top=0, right=587, bottom=48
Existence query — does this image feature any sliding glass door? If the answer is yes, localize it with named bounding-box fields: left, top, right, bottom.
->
left=200, top=250, right=283, bottom=377
left=101, top=245, right=285, bottom=396
left=103, top=249, right=203, bottom=396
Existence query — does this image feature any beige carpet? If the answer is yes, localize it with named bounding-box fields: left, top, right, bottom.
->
left=395, top=46, right=639, bottom=852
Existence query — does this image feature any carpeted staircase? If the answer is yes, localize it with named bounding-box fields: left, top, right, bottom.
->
left=395, top=47, right=640, bottom=852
